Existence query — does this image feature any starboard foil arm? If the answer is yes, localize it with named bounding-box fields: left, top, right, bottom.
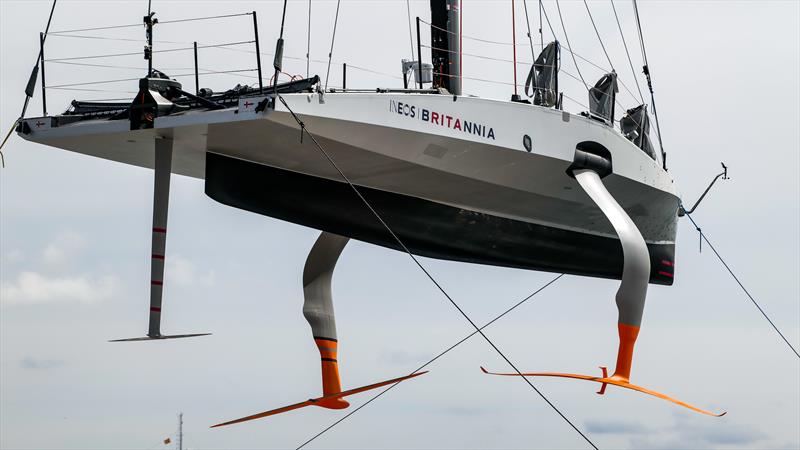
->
left=480, top=367, right=725, bottom=417
left=573, top=167, right=650, bottom=383
left=482, top=147, right=723, bottom=417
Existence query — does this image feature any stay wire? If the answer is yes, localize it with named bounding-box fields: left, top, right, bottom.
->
left=306, top=0, right=312, bottom=78
left=583, top=0, right=614, bottom=70
left=297, top=274, right=566, bottom=449
left=406, top=0, right=415, bottom=60
left=275, top=94, right=598, bottom=450
left=684, top=213, right=800, bottom=359
left=521, top=0, right=537, bottom=62
left=631, top=0, right=666, bottom=167
left=554, top=0, right=588, bottom=90
left=610, top=0, right=644, bottom=103
left=324, top=0, right=342, bottom=91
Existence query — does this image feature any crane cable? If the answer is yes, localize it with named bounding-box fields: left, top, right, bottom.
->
left=685, top=213, right=800, bottom=359
left=274, top=92, right=598, bottom=449
left=297, top=274, right=565, bottom=449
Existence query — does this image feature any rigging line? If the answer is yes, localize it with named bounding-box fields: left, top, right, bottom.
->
left=522, top=0, right=537, bottom=61
left=275, top=93, right=598, bottom=450
left=45, top=32, right=196, bottom=47
left=538, top=1, right=558, bottom=47
left=158, top=12, right=252, bottom=25
left=512, top=0, right=519, bottom=96
left=45, top=40, right=254, bottom=62
left=583, top=0, right=614, bottom=70
left=297, top=274, right=566, bottom=449
left=538, top=0, right=544, bottom=47
left=46, top=68, right=256, bottom=88
left=631, top=0, right=666, bottom=168
left=554, top=0, right=588, bottom=90
left=406, top=0, right=415, bottom=60
left=45, top=86, right=138, bottom=94
left=324, top=0, right=342, bottom=90
left=684, top=213, right=800, bottom=359
left=44, top=33, right=143, bottom=42
left=610, top=0, right=644, bottom=103
left=274, top=0, right=289, bottom=94
left=421, top=19, right=528, bottom=47
left=49, top=22, right=140, bottom=34
left=19, top=0, right=58, bottom=121
left=306, top=0, right=312, bottom=79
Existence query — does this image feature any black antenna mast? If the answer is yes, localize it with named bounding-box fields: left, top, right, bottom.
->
left=144, top=0, right=157, bottom=77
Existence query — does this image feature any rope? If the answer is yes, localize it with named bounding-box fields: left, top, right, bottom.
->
left=44, top=40, right=254, bottom=62
left=306, top=0, right=312, bottom=78
left=46, top=86, right=138, bottom=94
left=297, top=274, right=565, bottom=449
left=0, top=121, right=16, bottom=168
left=324, top=0, right=342, bottom=90
left=522, top=0, right=537, bottom=62
left=554, top=0, right=588, bottom=90
left=631, top=0, right=667, bottom=168
left=275, top=94, right=598, bottom=450
left=685, top=213, right=800, bottom=359
left=157, top=12, right=252, bottom=25
left=406, top=0, right=415, bottom=60
left=46, top=68, right=256, bottom=89
left=611, top=0, right=644, bottom=102
left=49, top=22, right=140, bottom=34
left=583, top=0, right=614, bottom=70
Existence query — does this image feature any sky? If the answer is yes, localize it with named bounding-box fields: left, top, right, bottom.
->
left=1, top=1, right=799, bottom=449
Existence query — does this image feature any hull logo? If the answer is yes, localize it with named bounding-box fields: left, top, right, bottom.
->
left=389, top=99, right=495, bottom=140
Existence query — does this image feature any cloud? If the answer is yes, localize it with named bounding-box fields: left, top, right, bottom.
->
left=0, top=271, right=118, bottom=306
left=626, top=413, right=767, bottom=449
left=20, top=357, right=66, bottom=370
left=2, top=249, right=26, bottom=265
left=167, top=254, right=215, bottom=287
left=42, top=231, right=86, bottom=265
left=584, top=419, right=649, bottom=434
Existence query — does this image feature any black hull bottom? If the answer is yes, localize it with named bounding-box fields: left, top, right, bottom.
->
left=205, top=152, right=675, bottom=285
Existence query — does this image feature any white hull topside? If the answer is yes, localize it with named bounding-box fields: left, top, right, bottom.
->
left=19, top=91, right=681, bottom=244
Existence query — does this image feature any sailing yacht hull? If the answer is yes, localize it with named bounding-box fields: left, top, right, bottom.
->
left=17, top=92, right=680, bottom=284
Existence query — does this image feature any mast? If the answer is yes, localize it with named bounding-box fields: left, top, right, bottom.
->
left=429, top=0, right=461, bottom=95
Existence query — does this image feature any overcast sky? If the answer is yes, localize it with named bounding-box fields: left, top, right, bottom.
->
left=1, top=1, right=798, bottom=449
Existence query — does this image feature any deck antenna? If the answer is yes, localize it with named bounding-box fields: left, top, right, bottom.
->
left=177, top=412, right=183, bottom=450
left=144, top=0, right=157, bottom=77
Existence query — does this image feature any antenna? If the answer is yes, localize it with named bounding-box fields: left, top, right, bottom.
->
left=178, top=412, right=183, bottom=450
left=144, top=0, right=157, bottom=77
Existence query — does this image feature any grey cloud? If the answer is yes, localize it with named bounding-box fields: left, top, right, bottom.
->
left=20, top=357, right=66, bottom=370
left=584, top=419, right=649, bottom=434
